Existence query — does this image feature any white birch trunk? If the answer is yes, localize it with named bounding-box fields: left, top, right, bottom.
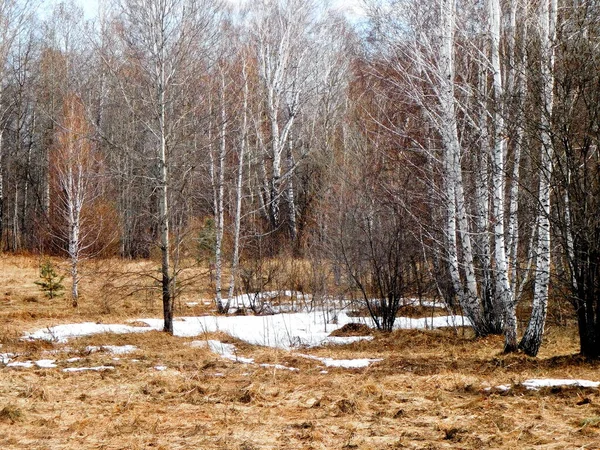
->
left=227, top=63, right=249, bottom=304
left=506, top=0, right=528, bottom=302
left=439, top=0, right=486, bottom=335
left=519, top=0, right=557, bottom=356
left=156, top=29, right=172, bottom=333
left=213, top=72, right=227, bottom=313
left=475, top=76, right=501, bottom=333
left=489, top=0, right=517, bottom=350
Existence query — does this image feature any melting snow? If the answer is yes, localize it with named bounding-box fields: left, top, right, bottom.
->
left=22, top=294, right=469, bottom=359
left=1, top=353, right=14, bottom=364
left=6, top=359, right=57, bottom=369
left=24, top=323, right=151, bottom=343
left=154, top=366, right=167, bottom=371
left=522, top=379, right=600, bottom=390
left=35, top=359, right=57, bottom=368
left=7, top=361, right=34, bottom=368
left=63, top=366, right=115, bottom=372
left=202, top=339, right=299, bottom=371
left=298, top=353, right=382, bottom=369
left=260, top=363, right=299, bottom=372
left=86, top=345, right=138, bottom=355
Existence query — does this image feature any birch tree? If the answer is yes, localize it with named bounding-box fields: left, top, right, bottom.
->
left=114, top=0, right=213, bottom=333
left=437, top=0, right=487, bottom=335
left=51, top=95, right=100, bottom=306
left=519, top=0, right=557, bottom=356
left=488, top=0, right=516, bottom=351
left=251, top=0, right=317, bottom=240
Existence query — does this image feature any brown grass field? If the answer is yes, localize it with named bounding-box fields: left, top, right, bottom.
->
left=2, top=254, right=600, bottom=449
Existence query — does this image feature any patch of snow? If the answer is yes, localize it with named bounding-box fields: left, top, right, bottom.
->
left=186, top=302, right=199, bottom=307
left=522, top=379, right=600, bottom=390
left=23, top=293, right=470, bottom=353
left=63, top=366, right=115, bottom=372
left=298, top=353, right=382, bottom=369
left=86, top=345, right=138, bottom=355
left=206, top=340, right=299, bottom=371
left=24, top=323, right=152, bottom=343
left=207, top=340, right=255, bottom=364
left=320, top=370, right=328, bottom=374
left=35, top=359, right=57, bottom=368
left=7, top=361, right=34, bottom=368
left=0, top=353, right=14, bottom=364
left=154, top=365, right=167, bottom=371
left=260, top=363, right=299, bottom=372
left=66, top=357, right=81, bottom=363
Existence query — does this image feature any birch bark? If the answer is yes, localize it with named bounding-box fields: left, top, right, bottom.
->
left=519, top=0, right=557, bottom=356
left=438, top=0, right=486, bottom=335
left=227, top=62, right=249, bottom=304
left=488, top=0, right=517, bottom=351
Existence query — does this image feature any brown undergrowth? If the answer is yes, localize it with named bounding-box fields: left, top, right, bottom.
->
left=1, top=255, right=600, bottom=449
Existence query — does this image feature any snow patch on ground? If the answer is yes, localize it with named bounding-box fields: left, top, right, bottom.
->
left=298, top=353, right=382, bottom=369
left=206, top=340, right=255, bottom=364
left=133, top=312, right=468, bottom=350
left=260, top=363, right=299, bottom=372
left=86, top=345, right=138, bottom=355
left=7, top=361, right=34, bottom=368
left=63, top=366, right=115, bottom=372
left=6, top=359, right=57, bottom=369
left=0, top=353, right=14, bottom=364
left=35, top=359, right=57, bottom=368
left=24, top=323, right=152, bottom=343
left=199, top=339, right=299, bottom=371
left=522, top=379, right=600, bottom=390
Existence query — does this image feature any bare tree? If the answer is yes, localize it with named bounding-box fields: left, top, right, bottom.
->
left=50, top=95, right=102, bottom=306
left=519, top=0, right=557, bottom=356
left=113, top=0, right=217, bottom=332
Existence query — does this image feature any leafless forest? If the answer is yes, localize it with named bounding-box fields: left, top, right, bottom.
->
left=1, top=0, right=600, bottom=359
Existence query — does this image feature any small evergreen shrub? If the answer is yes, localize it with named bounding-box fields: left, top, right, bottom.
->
left=34, top=260, right=65, bottom=299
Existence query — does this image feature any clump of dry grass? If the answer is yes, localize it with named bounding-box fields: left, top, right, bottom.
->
left=0, top=404, right=23, bottom=423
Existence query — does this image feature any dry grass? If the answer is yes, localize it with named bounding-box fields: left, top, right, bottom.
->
left=2, top=254, right=600, bottom=449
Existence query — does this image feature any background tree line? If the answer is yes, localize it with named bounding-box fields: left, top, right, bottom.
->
left=1, top=0, right=599, bottom=358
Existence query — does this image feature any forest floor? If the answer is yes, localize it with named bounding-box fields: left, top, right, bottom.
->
left=1, top=254, right=600, bottom=449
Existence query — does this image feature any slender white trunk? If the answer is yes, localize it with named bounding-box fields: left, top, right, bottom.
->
left=489, top=0, right=516, bottom=350
left=228, top=64, right=249, bottom=304
left=439, top=0, right=485, bottom=334
left=507, top=0, right=528, bottom=302
left=475, top=75, right=502, bottom=333
left=286, top=136, right=297, bottom=240
left=520, top=0, right=557, bottom=356
left=158, top=44, right=172, bottom=333
left=214, top=72, right=226, bottom=313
